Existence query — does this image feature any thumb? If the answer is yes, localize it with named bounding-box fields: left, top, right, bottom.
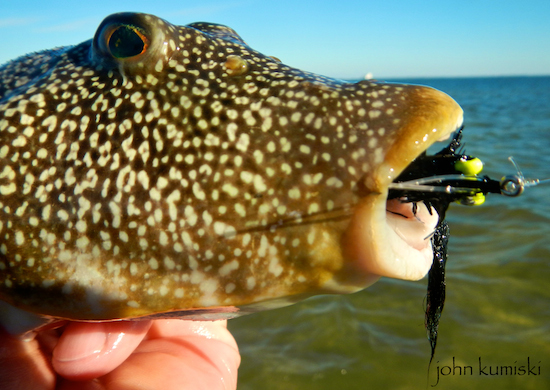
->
left=52, top=320, right=152, bottom=381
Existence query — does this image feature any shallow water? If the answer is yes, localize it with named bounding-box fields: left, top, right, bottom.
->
left=229, top=76, right=550, bottom=389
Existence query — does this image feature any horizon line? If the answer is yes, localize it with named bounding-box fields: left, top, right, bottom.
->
left=343, top=73, right=550, bottom=81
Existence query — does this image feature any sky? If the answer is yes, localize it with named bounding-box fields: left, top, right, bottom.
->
left=0, top=0, right=549, bottom=79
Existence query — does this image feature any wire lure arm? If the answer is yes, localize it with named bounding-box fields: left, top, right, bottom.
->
left=388, top=155, right=549, bottom=206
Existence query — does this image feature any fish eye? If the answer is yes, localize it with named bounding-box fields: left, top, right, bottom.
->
left=105, top=24, right=149, bottom=59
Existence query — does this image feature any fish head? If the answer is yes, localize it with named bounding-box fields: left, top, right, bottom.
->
left=0, top=12, right=463, bottom=328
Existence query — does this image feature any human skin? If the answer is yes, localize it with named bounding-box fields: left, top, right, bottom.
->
left=0, top=319, right=240, bottom=390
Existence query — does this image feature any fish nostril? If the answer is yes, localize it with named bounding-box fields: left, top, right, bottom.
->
left=106, top=24, right=149, bottom=59
left=224, top=55, right=248, bottom=76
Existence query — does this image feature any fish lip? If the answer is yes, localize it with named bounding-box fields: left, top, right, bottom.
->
left=341, top=86, right=464, bottom=284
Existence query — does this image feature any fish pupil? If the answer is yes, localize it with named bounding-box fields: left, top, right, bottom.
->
left=108, top=25, right=147, bottom=58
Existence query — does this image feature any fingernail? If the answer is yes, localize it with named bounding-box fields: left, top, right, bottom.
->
left=54, top=322, right=108, bottom=362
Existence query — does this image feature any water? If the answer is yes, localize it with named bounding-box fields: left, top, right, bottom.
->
left=228, top=76, right=550, bottom=389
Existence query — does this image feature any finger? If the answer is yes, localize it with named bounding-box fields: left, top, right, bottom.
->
left=147, top=319, right=238, bottom=349
left=52, top=320, right=152, bottom=381
left=0, top=327, right=55, bottom=390
left=100, top=319, right=240, bottom=390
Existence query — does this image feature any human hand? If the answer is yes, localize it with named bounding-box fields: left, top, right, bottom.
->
left=0, top=319, right=240, bottom=390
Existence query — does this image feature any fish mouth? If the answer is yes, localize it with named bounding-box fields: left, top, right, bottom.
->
left=341, top=85, right=464, bottom=285
left=385, top=197, right=439, bottom=268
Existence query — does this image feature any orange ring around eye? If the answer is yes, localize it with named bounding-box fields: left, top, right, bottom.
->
left=106, top=24, right=149, bottom=59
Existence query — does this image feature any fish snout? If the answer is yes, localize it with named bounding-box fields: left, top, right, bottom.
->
left=338, top=85, right=463, bottom=285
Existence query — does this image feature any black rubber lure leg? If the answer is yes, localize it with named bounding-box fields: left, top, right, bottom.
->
left=426, top=220, right=449, bottom=367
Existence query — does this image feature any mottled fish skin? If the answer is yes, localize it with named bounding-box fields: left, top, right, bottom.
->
left=0, top=13, right=462, bottom=321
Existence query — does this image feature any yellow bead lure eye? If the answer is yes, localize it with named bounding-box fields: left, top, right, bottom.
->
left=454, top=157, right=483, bottom=176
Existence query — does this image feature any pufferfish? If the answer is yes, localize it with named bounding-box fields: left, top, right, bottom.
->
left=0, top=12, right=466, bottom=334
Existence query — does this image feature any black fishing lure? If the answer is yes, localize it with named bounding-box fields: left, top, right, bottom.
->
left=389, top=130, right=468, bottom=364
left=388, top=128, right=548, bottom=363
